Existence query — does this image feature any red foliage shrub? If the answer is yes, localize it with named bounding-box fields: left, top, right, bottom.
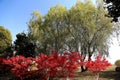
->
left=1, top=52, right=82, bottom=80
left=0, top=52, right=111, bottom=80
left=0, top=55, right=12, bottom=74
left=85, top=55, right=111, bottom=73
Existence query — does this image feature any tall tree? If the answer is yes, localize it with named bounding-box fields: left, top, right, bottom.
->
left=28, top=6, right=69, bottom=54
left=44, top=5, right=69, bottom=53
left=28, top=11, right=46, bottom=54
left=28, top=11, right=43, bottom=42
left=0, top=26, right=12, bottom=55
left=14, top=33, right=36, bottom=57
left=68, top=1, right=113, bottom=71
left=27, top=1, right=115, bottom=71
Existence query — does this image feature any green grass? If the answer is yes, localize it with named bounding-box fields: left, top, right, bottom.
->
left=66, top=65, right=120, bottom=80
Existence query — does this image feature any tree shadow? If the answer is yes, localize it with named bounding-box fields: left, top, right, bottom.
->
left=100, top=71, right=120, bottom=80
left=75, top=70, right=120, bottom=80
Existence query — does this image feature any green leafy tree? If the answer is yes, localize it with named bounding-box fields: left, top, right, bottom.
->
left=28, top=10, right=43, bottom=42
left=28, top=11, right=48, bottom=54
left=103, top=0, right=120, bottom=22
left=68, top=1, right=113, bottom=71
left=0, top=26, right=12, bottom=55
left=28, top=6, right=69, bottom=54
left=115, top=59, right=120, bottom=66
left=44, top=5, right=69, bottom=53
left=27, top=0, right=115, bottom=72
left=14, top=33, right=36, bottom=57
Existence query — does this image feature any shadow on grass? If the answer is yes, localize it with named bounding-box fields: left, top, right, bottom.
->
left=100, top=71, right=120, bottom=80
left=75, top=71, right=120, bottom=80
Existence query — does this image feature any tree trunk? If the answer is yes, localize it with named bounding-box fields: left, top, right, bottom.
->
left=81, top=65, right=88, bottom=72
left=80, top=52, right=87, bottom=72
left=96, top=73, right=99, bottom=80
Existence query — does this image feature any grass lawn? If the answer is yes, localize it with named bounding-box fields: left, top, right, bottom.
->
left=66, top=65, right=120, bottom=80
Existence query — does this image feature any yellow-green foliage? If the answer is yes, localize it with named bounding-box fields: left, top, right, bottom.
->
left=115, top=60, right=120, bottom=66
left=28, top=0, right=114, bottom=55
left=0, top=26, right=12, bottom=54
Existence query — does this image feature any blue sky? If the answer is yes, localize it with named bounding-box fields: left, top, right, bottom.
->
left=0, top=0, right=80, bottom=41
left=0, top=0, right=96, bottom=41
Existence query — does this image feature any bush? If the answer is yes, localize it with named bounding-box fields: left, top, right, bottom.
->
left=1, top=51, right=82, bottom=80
left=115, top=60, right=120, bottom=66
left=0, top=26, right=12, bottom=54
left=115, top=67, right=120, bottom=72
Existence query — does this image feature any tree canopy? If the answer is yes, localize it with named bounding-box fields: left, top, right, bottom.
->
left=68, top=0, right=113, bottom=58
left=14, top=33, right=36, bottom=57
left=26, top=0, right=117, bottom=71
left=0, top=26, right=12, bottom=54
left=27, top=0, right=114, bottom=59
left=104, top=0, right=120, bottom=22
